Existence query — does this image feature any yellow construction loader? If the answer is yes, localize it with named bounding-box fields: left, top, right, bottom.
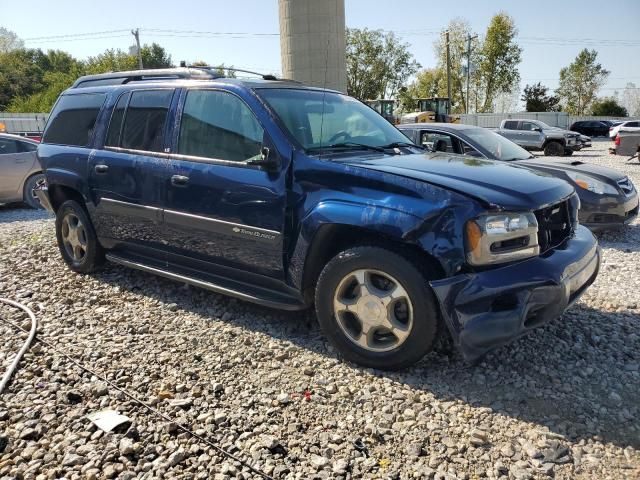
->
left=365, top=99, right=397, bottom=124
left=399, top=97, right=460, bottom=124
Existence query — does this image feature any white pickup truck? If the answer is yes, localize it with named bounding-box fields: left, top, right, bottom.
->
left=493, top=119, right=582, bottom=156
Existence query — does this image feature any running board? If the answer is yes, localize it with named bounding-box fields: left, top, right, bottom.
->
left=105, top=253, right=307, bottom=311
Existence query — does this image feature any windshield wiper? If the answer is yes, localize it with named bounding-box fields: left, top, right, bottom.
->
left=307, top=142, right=387, bottom=153
left=380, top=141, right=424, bottom=150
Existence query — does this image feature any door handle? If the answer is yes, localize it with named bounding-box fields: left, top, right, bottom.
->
left=94, top=164, right=109, bottom=174
left=171, top=175, right=189, bottom=186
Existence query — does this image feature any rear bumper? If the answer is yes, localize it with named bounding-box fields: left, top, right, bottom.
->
left=34, top=185, right=54, bottom=213
left=579, top=191, right=639, bottom=231
left=430, top=225, right=600, bottom=362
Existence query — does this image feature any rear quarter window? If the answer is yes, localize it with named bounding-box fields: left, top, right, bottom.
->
left=42, top=93, right=106, bottom=147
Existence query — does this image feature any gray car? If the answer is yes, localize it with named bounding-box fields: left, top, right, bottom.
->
left=0, top=133, right=44, bottom=209
left=399, top=123, right=638, bottom=231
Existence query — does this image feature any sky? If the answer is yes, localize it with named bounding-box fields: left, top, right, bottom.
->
left=2, top=0, right=640, bottom=104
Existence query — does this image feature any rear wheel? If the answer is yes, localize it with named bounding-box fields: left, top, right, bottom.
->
left=22, top=173, right=46, bottom=210
left=315, top=246, right=439, bottom=370
left=55, top=200, right=104, bottom=273
left=544, top=141, right=564, bottom=156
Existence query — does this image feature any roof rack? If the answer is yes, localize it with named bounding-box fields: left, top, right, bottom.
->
left=180, top=63, right=280, bottom=81
left=71, top=67, right=223, bottom=88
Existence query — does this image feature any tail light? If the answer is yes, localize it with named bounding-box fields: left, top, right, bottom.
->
left=615, top=135, right=621, bottom=146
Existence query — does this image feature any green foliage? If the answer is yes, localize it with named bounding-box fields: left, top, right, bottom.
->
left=346, top=28, right=420, bottom=101
left=432, top=18, right=480, bottom=113
left=477, top=12, right=522, bottom=112
left=0, top=35, right=173, bottom=112
left=397, top=68, right=445, bottom=111
left=591, top=97, right=628, bottom=116
left=556, top=49, right=609, bottom=115
left=521, top=82, right=560, bottom=112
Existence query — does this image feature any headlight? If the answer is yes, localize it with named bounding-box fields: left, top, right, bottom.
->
left=566, top=172, right=618, bottom=195
left=465, top=212, right=539, bottom=266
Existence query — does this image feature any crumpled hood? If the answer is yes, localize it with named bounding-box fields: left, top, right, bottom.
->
left=345, top=152, right=574, bottom=211
left=517, top=158, right=627, bottom=182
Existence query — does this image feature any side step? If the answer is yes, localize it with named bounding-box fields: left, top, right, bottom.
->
left=105, top=253, right=307, bottom=311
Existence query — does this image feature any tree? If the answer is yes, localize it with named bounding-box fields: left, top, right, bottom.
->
left=0, top=27, right=24, bottom=53
left=398, top=68, right=445, bottom=112
left=432, top=18, right=480, bottom=113
left=556, top=49, right=609, bottom=115
left=477, top=12, right=522, bottom=112
left=521, top=82, right=560, bottom=112
left=0, top=49, right=46, bottom=110
left=591, top=97, right=628, bottom=117
left=140, top=43, right=173, bottom=69
left=346, top=28, right=420, bottom=101
left=621, top=82, right=640, bottom=117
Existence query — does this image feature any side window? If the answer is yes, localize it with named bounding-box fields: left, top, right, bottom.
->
left=121, top=90, right=173, bottom=152
left=18, top=141, right=37, bottom=152
left=503, top=121, right=518, bottom=130
left=421, top=132, right=455, bottom=153
left=178, top=90, right=264, bottom=162
left=0, top=138, right=18, bottom=154
left=105, top=92, right=130, bottom=147
left=42, top=93, right=106, bottom=146
left=521, top=122, right=536, bottom=131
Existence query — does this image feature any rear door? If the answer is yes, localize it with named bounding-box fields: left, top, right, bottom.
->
left=500, top=120, right=520, bottom=142
left=161, top=87, right=287, bottom=278
left=88, top=88, right=176, bottom=253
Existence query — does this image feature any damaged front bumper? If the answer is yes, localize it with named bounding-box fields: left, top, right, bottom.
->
left=430, top=225, right=600, bottom=362
left=34, top=184, right=54, bottom=212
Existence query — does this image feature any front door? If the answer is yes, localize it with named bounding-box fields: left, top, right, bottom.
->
left=0, top=137, right=35, bottom=200
left=162, top=88, right=287, bottom=279
left=88, top=88, right=176, bottom=253
left=519, top=121, right=543, bottom=148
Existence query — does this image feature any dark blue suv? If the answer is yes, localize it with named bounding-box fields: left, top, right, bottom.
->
left=37, top=68, right=600, bottom=369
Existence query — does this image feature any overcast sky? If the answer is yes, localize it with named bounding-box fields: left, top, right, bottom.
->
left=4, top=0, right=640, bottom=98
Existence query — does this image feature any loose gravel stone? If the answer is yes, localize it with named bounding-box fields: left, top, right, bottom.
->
left=0, top=142, right=639, bottom=479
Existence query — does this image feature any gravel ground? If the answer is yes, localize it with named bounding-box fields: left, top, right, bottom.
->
left=0, top=141, right=639, bottom=480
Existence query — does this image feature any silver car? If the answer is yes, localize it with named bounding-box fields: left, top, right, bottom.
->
left=0, top=133, right=44, bottom=209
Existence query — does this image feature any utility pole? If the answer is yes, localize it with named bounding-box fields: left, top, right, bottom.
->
left=465, top=34, right=478, bottom=114
left=131, top=28, right=143, bottom=70
left=445, top=30, right=451, bottom=115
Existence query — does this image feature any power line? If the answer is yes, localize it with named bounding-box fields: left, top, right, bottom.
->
left=23, top=29, right=130, bottom=41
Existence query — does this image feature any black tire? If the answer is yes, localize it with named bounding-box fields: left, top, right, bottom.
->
left=564, top=149, right=574, bottom=156
left=22, top=173, right=46, bottom=210
left=543, top=141, right=564, bottom=156
left=315, top=246, right=439, bottom=370
left=55, top=200, right=104, bottom=273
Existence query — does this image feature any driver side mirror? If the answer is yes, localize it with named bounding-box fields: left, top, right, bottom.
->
left=246, top=146, right=280, bottom=171
left=533, top=127, right=542, bottom=132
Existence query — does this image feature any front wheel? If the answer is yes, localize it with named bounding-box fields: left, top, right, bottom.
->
left=564, top=149, right=574, bottom=156
left=55, top=200, right=104, bottom=273
left=315, top=246, right=439, bottom=370
left=23, top=173, right=46, bottom=209
left=544, top=141, right=564, bottom=156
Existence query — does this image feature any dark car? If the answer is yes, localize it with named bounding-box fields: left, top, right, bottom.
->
left=570, top=121, right=611, bottom=137
left=36, top=68, right=600, bottom=368
left=400, top=123, right=638, bottom=231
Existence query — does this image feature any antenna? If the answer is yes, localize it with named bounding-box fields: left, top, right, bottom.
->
left=318, top=37, right=330, bottom=152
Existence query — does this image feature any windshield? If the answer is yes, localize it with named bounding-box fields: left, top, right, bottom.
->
left=258, top=88, right=411, bottom=151
left=465, top=128, right=533, bottom=161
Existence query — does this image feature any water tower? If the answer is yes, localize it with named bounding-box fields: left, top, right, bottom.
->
left=278, top=0, right=347, bottom=93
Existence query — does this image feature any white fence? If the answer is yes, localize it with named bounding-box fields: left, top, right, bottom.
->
left=0, top=113, right=49, bottom=134
left=459, top=112, right=638, bottom=129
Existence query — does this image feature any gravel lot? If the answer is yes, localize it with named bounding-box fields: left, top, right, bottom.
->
left=1, top=141, right=639, bottom=480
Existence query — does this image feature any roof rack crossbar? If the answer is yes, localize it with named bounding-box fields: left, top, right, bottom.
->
left=71, top=68, right=222, bottom=88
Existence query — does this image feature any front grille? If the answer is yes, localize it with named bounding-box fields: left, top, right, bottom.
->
left=617, top=177, right=634, bottom=196
left=534, top=198, right=574, bottom=252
